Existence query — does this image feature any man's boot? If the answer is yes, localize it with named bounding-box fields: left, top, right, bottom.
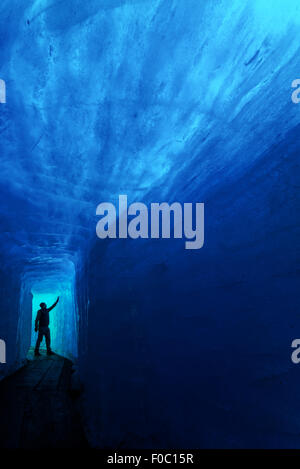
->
left=47, top=350, right=54, bottom=356
left=34, top=350, right=41, bottom=357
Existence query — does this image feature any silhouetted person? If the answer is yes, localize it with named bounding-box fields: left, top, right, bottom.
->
left=34, top=297, right=59, bottom=356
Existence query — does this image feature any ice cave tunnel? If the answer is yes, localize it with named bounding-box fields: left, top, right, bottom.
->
left=0, top=0, right=300, bottom=449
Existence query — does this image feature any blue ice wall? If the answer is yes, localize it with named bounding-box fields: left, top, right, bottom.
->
left=0, top=0, right=300, bottom=448
left=0, top=267, right=22, bottom=380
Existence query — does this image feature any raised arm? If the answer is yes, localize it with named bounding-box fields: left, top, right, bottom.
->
left=47, top=296, right=59, bottom=312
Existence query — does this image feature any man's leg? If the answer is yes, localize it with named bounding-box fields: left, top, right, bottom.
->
left=35, top=330, right=43, bottom=355
left=45, top=327, right=52, bottom=354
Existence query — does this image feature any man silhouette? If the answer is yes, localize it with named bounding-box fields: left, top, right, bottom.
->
left=34, top=296, right=59, bottom=356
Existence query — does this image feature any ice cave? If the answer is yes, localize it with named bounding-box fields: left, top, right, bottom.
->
left=0, top=0, right=299, bottom=449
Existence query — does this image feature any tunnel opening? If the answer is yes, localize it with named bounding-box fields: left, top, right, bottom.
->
left=15, top=259, right=79, bottom=366
left=0, top=259, right=88, bottom=448
left=30, top=282, right=78, bottom=360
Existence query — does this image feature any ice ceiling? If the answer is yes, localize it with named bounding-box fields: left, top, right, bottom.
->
left=0, top=0, right=300, bottom=272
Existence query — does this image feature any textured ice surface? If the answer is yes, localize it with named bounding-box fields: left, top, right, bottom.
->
left=0, top=0, right=300, bottom=448
left=0, top=0, right=300, bottom=264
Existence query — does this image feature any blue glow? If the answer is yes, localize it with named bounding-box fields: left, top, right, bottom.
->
left=29, top=272, right=78, bottom=359
left=0, top=0, right=299, bottom=449
left=30, top=290, right=77, bottom=359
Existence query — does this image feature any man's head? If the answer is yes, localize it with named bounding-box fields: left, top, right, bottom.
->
left=40, top=302, right=47, bottom=309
